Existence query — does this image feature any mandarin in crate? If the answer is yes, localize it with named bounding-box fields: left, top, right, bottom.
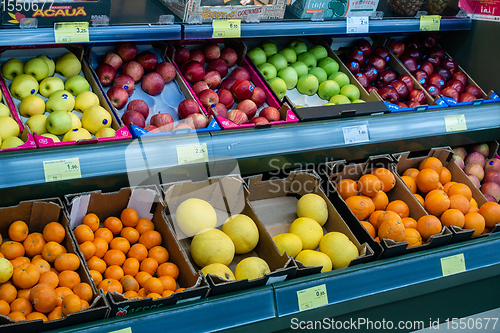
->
left=345, top=196, right=371, bottom=221
left=386, top=200, right=410, bottom=219
left=417, top=215, right=442, bottom=240
left=441, top=209, right=465, bottom=228
left=404, top=228, right=422, bottom=248
left=157, top=262, right=179, bottom=280
left=12, top=263, right=40, bottom=289
left=82, top=213, right=100, bottom=232
left=447, top=183, right=472, bottom=201
left=42, top=222, right=65, bottom=243
left=416, top=168, right=440, bottom=193
left=24, top=233, right=46, bottom=258
left=424, top=189, right=451, bottom=217
left=337, top=179, right=358, bottom=200
left=419, top=157, right=443, bottom=174
left=401, top=176, right=417, bottom=194
left=9, top=221, right=29, bottom=242
left=372, top=168, right=396, bottom=192
left=478, top=202, right=500, bottom=228
left=30, top=284, right=57, bottom=314
left=378, top=219, right=405, bottom=242
left=358, top=174, right=381, bottom=197
left=372, top=191, right=389, bottom=211
left=121, top=208, right=139, bottom=228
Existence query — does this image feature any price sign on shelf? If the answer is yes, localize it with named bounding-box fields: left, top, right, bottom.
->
left=444, top=114, right=467, bottom=132
left=109, top=328, right=132, bottom=333
left=441, top=253, right=466, bottom=276
left=342, top=124, right=369, bottom=144
left=176, top=143, right=209, bottom=165
left=297, top=284, right=328, bottom=311
left=54, top=22, right=89, bottom=43
left=43, top=158, right=82, bottom=182
left=212, top=20, right=241, bottom=38
left=420, top=15, right=441, bottom=31
left=346, top=16, right=369, bottom=34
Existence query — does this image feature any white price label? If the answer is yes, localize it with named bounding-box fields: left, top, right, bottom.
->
left=343, top=125, right=369, bottom=144
left=346, top=16, right=369, bottom=34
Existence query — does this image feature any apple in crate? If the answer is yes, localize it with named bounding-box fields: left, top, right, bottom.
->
left=155, top=62, right=176, bottom=83
left=425, top=84, right=440, bottom=98
left=428, top=73, right=446, bottom=90
left=230, top=67, right=251, bottom=81
left=231, top=79, right=254, bottom=100
left=107, top=86, right=129, bottom=109
left=174, top=123, right=194, bottom=130
left=218, top=89, right=234, bottom=109
left=459, top=93, right=476, bottom=103
left=355, top=39, right=372, bottom=56
left=220, top=77, right=237, bottom=91
left=186, top=113, right=208, bottom=129
left=413, top=70, right=428, bottom=86
left=406, top=101, right=420, bottom=108
left=202, top=43, right=220, bottom=61
left=373, top=47, right=390, bottom=62
left=174, top=46, right=190, bottom=64
left=434, top=67, right=452, bottom=82
left=220, top=47, right=238, bottom=67
left=390, top=80, right=409, bottom=101
left=250, top=86, right=266, bottom=108
left=400, top=75, right=413, bottom=91
left=418, top=61, right=434, bottom=77
left=151, top=112, right=174, bottom=132
left=227, top=109, right=248, bottom=125
left=259, top=106, right=280, bottom=122
left=465, top=85, right=482, bottom=98
left=446, top=79, right=465, bottom=94
left=122, top=61, right=144, bottom=84
left=95, top=63, right=116, bottom=87
left=102, top=52, right=123, bottom=70
left=142, top=72, right=165, bottom=96
left=207, top=103, right=227, bottom=118
left=189, top=49, right=205, bottom=64
left=249, top=117, right=269, bottom=125
left=144, top=125, right=160, bottom=133
left=182, top=61, right=205, bottom=83
left=113, top=75, right=135, bottom=96
left=453, top=72, right=468, bottom=86
left=122, top=110, right=145, bottom=128
left=441, top=87, right=459, bottom=101
left=136, top=51, right=158, bottom=73
left=178, top=99, right=200, bottom=119
left=237, top=99, right=257, bottom=119
left=409, top=89, right=427, bottom=104
left=115, top=42, right=138, bottom=62
left=207, top=59, right=229, bottom=78
left=192, top=81, right=209, bottom=96
left=198, top=89, right=219, bottom=109
left=388, top=39, right=405, bottom=57
left=127, top=99, right=149, bottom=119
left=378, top=86, right=398, bottom=103
left=203, top=71, right=221, bottom=89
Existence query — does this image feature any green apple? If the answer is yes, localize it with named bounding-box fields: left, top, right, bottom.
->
left=318, top=80, right=340, bottom=101
left=352, top=99, right=365, bottom=103
left=96, top=127, right=116, bottom=138
left=46, top=110, right=73, bottom=135
left=0, top=116, right=20, bottom=140
left=24, top=57, right=49, bottom=81
left=268, top=77, right=287, bottom=100
left=19, top=95, right=45, bottom=117
left=329, top=94, right=351, bottom=105
left=248, top=47, right=267, bottom=66
left=297, top=52, right=317, bottom=70
left=278, top=67, right=298, bottom=90
left=10, top=74, right=39, bottom=100
left=45, top=90, right=75, bottom=113
left=258, top=63, right=277, bottom=81
left=65, top=75, right=90, bottom=97
left=308, top=45, right=328, bottom=60
left=81, top=105, right=111, bottom=134
left=290, top=61, right=308, bottom=77
left=68, top=112, right=82, bottom=129
left=1, top=136, right=23, bottom=149
left=37, top=55, right=55, bottom=77
left=340, top=84, right=360, bottom=102
left=278, top=48, right=297, bottom=65
left=0, top=103, right=10, bottom=117
left=63, top=127, right=92, bottom=142
left=259, top=41, right=278, bottom=58
left=40, top=133, right=60, bottom=143
left=318, top=57, right=339, bottom=76
left=288, top=40, right=308, bottom=55
left=329, top=72, right=350, bottom=88
left=1, top=58, right=24, bottom=80
left=308, top=67, right=327, bottom=84
left=267, top=54, right=288, bottom=72
left=25, top=114, right=48, bottom=135
left=296, top=74, right=319, bottom=96
left=75, top=91, right=100, bottom=112
left=39, top=76, right=65, bottom=98
left=55, top=52, right=81, bottom=78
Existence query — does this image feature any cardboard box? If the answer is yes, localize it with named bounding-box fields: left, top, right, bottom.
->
left=326, top=154, right=452, bottom=259
left=245, top=170, right=374, bottom=278
left=64, top=186, right=209, bottom=317
left=393, top=147, right=498, bottom=241
left=2, top=0, right=112, bottom=27
left=0, top=44, right=131, bottom=148
left=88, top=42, right=221, bottom=138
left=162, top=175, right=297, bottom=296
left=288, top=0, right=379, bottom=20
left=169, top=39, right=298, bottom=129
left=0, top=198, right=109, bottom=332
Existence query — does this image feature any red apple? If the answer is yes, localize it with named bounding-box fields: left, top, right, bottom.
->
left=177, top=99, right=200, bottom=119
left=203, top=70, right=222, bottom=89
left=182, top=61, right=205, bottom=83
left=197, top=89, right=219, bottom=109
left=422, top=33, right=439, bottom=49
left=227, top=109, right=248, bottom=125
left=113, top=74, right=135, bottom=97
left=347, top=49, right=366, bottom=64
left=359, top=63, right=377, bottom=83
left=429, top=46, right=446, bottom=60
left=441, top=87, right=459, bottom=101
left=189, top=49, right=205, bottom=64
left=464, top=163, right=485, bottom=181
left=434, top=67, right=452, bottom=82
left=366, top=86, right=378, bottom=94
left=150, top=113, right=174, bottom=132
left=388, top=39, right=405, bottom=57
left=220, top=47, right=238, bottom=67
left=409, top=89, right=426, bottom=104
left=376, top=69, right=396, bottom=87
left=155, top=62, right=176, bottom=83
left=192, top=81, right=209, bottom=96
left=127, top=99, right=149, bottom=119
left=355, top=73, right=369, bottom=89
left=122, top=61, right=144, bottom=84
left=231, top=79, right=254, bottom=100
left=174, top=45, right=190, bottom=64
left=144, top=125, right=160, bottom=133
left=101, top=52, right=123, bottom=70
left=446, top=79, right=465, bottom=94
left=400, top=75, right=414, bottom=91
left=465, top=151, right=486, bottom=167
left=207, top=103, right=228, bottom=118
left=484, top=171, right=500, bottom=185
left=418, top=61, right=434, bottom=77
left=427, top=56, right=441, bottom=68
left=220, top=77, right=238, bottom=91
left=425, top=84, right=441, bottom=98
left=396, top=102, right=408, bottom=108
left=344, top=59, right=360, bottom=74
left=429, top=73, right=446, bottom=90
left=453, top=72, right=468, bottom=86
left=206, top=59, right=229, bottom=78
left=107, top=86, right=128, bottom=109
left=202, top=42, right=221, bottom=61
left=186, top=113, right=208, bottom=129
left=121, top=110, right=145, bottom=128
left=372, top=47, right=390, bottom=62
left=142, top=72, right=165, bottom=96
left=115, top=42, right=138, bottom=62
left=406, top=100, right=421, bottom=108
left=390, top=80, right=409, bottom=101
left=248, top=117, right=270, bottom=125
left=95, top=63, right=116, bottom=87
left=481, top=182, right=500, bottom=201
left=230, top=67, right=251, bottom=81
left=259, top=106, right=280, bottom=122
left=400, top=56, right=417, bottom=72
left=485, top=158, right=500, bottom=173
left=354, top=39, right=372, bottom=56
left=442, top=57, right=459, bottom=74
left=465, top=85, right=482, bottom=98
left=403, top=47, right=423, bottom=62
left=459, top=92, right=477, bottom=103
left=467, top=174, right=481, bottom=188
left=413, top=70, right=428, bottom=86
left=378, top=86, right=398, bottom=103
left=136, top=51, right=158, bottom=73
left=237, top=99, right=257, bottom=119
left=218, top=89, right=234, bottom=109
left=250, top=86, right=266, bottom=108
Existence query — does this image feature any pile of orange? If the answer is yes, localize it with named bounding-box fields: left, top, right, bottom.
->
left=78, top=208, right=183, bottom=300
left=0, top=220, right=93, bottom=322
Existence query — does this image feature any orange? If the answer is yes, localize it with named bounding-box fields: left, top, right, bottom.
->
left=157, top=262, right=179, bottom=280
left=121, top=208, right=140, bottom=228
left=80, top=299, right=90, bottom=310
left=162, top=290, right=174, bottom=298
left=121, top=227, right=140, bottom=245
left=135, top=271, right=153, bottom=288
left=378, top=219, right=405, bottom=242
left=128, top=243, right=149, bottom=262
left=9, top=220, right=29, bottom=242
left=110, top=237, right=131, bottom=254
left=146, top=293, right=162, bottom=300
left=386, top=200, right=410, bottom=219
left=123, top=291, right=140, bottom=299
left=54, top=253, right=81, bottom=272
left=104, top=265, right=125, bottom=281
left=10, top=297, right=33, bottom=316
left=404, top=228, right=423, bottom=248
left=58, top=270, right=81, bottom=289
left=87, top=256, right=107, bottom=274
left=402, top=217, right=418, bottom=229
left=414, top=193, right=424, bottom=206
left=464, top=212, right=486, bottom=237
left=440, top=209, right=465, bottom=228
left=138, top=288, right=147, bottom=298
left=139, top=230, right=162, bottom=250
left=135, top=218, right=155, bottom=235
left=104, top=249, right=126, bottom=266
left=79, top=241, right=97, bottom=260
left=30, top=284, right=57, bottom=313
left=417, top=215, right=442, bottom=240
left=372, top=168, right=396, bottom=192
left=47, top=306, right=64, bottom=321
left=98, top=279, right=123, bottom=294
left=449, top=194, right=471, bottom=215
left=416, top=168, right=440, bottom=193
left=360, top=221, right=376, bottom=238
left=123, top=257, right=140, bottom=277
left=82, top=213, right=100, bottom=232
left=26, top=312, right=48, bottom=321
left=23, top=232, right=46, bottom=257
left=54, top=286, right=73, bottom=307
left=424, top=189, right=450, bottom=217
left=74, top=224, right=94, bottom=244
left=402, top=168, right=420, bottom=182
left=94, top=228, right=114, bottom=243
left=0, top=300, right=9, bottom=316
left=469, top=205, right=479, bottom=214
left=39, top=271, right=59, bottom=289
left=148, top=246, right=169, bottom=265
left=17, top=289, right=32, bottom=300
left=478, top=202, right=500, bottom=228
left=144, top=277, right=164, bottom=294
left=360, top=196, right=375, bottom=216
left=13, top=263, right=40, bottom=289
left=439, top=167, right=452, bottom=184
left=175, top=288, right=185, bottom=293
left=42, top=222, right=66, bottom=243
left=8, top=311, right=26, bottom=321
left=10, top=256, right=30, bottom=269
left=93, top=237, right=109, bottom=258
left=336, top=179, right=359, bottom=200
left=358, top=174, right=382, bottom=197
left=140, top=258, right=159, bottom=276
left=1, top=241, right=25, bottom=260
left=61, top=293, right=81, bottom=315
left=158, top=275, right=177, bottom=291
left=377, top=211, right=402, bottom=227
left=368, top=210, right=385, bottom=230
left=345, top=196, right=371, bottom=221
left=372, top=191, right=389, bottom=210
left=0, top=283, right=17, bottom=304
left=443, top=181, right=458, bottom=195
left=42, top=241, right=66, bottom=263
left=419, top=156, right=443, bottom=174
left=401, top=176, right=417, bottom=194
left=120, top=275, right=140, bottom=292
left=89, top=270, right=103, bottom=286
left=447, top=183, right=472, bottom=201
left=103, top=217, right=123, bottom=235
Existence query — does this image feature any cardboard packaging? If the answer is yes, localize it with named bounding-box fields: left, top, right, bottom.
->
left=162, top=175, right=297, bottom=296
left=288, top=0, right=379, bottom=20
left=245, top=170, right=374, bottom=278
left=64, top=186, right=209, bottom=317
left=326, top=154, right=452, bottom=259
left=0, top=198, right=109, bottom=332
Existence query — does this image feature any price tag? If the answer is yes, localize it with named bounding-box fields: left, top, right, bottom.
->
left=420, top=15, right=441, bottom=31
left=444, top=114, right=467, bottom=132
left=43, top=158, right=82, bottom=182
left=54, top=22, right=89, bottom=43
left=176, top=143, right=209, bottom=165
left=297, top=284, right=328, bottom=311
left=212, top=20, right=241, bottom=38
left=346, top=16, right=369, bottom=34
left=441, top=253, right=466, bottom=276
left=342, top=124, right=369, bottom=144
left=109, top=328, right=132, bottom=333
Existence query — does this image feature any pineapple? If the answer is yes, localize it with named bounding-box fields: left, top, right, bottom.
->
left=387, top=0, right=425, bottom=16
left=422, top=0, right=449, bottom=15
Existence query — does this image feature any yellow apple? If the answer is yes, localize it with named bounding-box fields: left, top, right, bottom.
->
left=74, top=91, right=100, bottom=112
left=0, top=103, right=10, bottom=117
left=55, top=52, right=81, bottom=78
left=95, top=127, right=116, bottom=138
left=68, top=112, right=82, bottom=129
left=0, top=116, right=20, bottom=140
left=40, top=133, right=60, bottom=143
left=25, top=114, right=48, bottom=135
left=82, top=105, right=111, bottom=134
left=1, top=136, right=24, bottom=149
left=19, top=95, right=45, bottom=117
left=62, top=127, right=92, bottom=142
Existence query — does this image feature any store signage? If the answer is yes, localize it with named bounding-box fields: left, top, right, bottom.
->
left=419, top=15, right=441, bottom=31
left=444, top=114, right=467, bottom=132
left=342, top=125, right=369, bottom=144
left=346, top=16, right=369, bottom=33
left=297, top=284, right=328, bottom=311
left=212, top=19, right=241, bottom=38
left=54, top=22, right=89, bottom=43
left=459, top=0, right=500, bottom=21
left=441, top=253, right=466, bottom=276
left=176, top=143, right=209, bottom=165
left=43, top=158, right=82, bottom=182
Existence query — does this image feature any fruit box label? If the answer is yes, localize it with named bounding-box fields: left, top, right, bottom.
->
left=288, top=0, right=379, bottom=19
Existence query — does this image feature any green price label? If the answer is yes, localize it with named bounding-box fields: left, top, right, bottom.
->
left=212, top=20, right=241, bottom=38
left=176, top=143, right=209, bottom=165
left=43, top=158, right=82, bottom=182
left=54, top=22, right=89, bottom=43
left=297, top=284, right=328, bottom=311
left=441, top=253, right=466, bottom=276
left=420, top=15, right=441, bottom=31
left=445, top=114, right=467, bottom=132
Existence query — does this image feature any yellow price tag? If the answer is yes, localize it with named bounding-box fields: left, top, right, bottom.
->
left=445, top=114, right=467, bottom=132
left=54, top=22, right=89, bottom=43
left=212, top=20, right=241, bottom=38
left=420, top=15, right=441, bottom=31
left=297, top=284, right=328, bottom=311
left=43, top=158, right=82, bottom=182
left=441, top=253, right=466, bottom=276
left=176, top=143, right=209, bottom=165
left=109, top=328, right=132, bottom=333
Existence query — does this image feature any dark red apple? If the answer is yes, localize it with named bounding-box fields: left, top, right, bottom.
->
left=177, top=99, right=200, bottom=119
left=220, top=47, right=238, bottom=67
left=453, top=72, right=468, bottom=86
left=429, top=46, right=446, bottom=60
left=150, top=112, right=174, bottom=132
left=207, top=103, right=228, bottom=118
left=192, top=81, right=209, bottom=96
left=182, top=61, right=205, bottom=83
left=434, top=67, right=452, bottom=82
left=189, top=49, right=205, bottom=64
left=388, top=39, right=405, bottom=57
left=136, top=51, right=158, bottom=73
left=429, top=73, right=446, bottom=90
left=390, top=80, right=409, bottom=101
left=259, top=106, right=280, bottom=122
left=372, top=47, right=390, bottom=62
left=202, top=42, right=221, bottom=61
left=366, top=86, right=378, bottom=94
left=446, top=79, right=465, bottom=94
left=230, top=67, right=251, bottom=81
left=427, top=56, right=441, bottom=68
left=101, top=52, right=123, bottom=70
left=405, top=36, right=421, bottom=50
left=237, top=99, right=258, bottom=119
left=142, top=72, right=165, bottom=96
left=107, top=86, right=128, bottom=109
left=346, top=49, right=366, bottom=64
left=206, top=59, right=229, bottom=78
left=442, top=57, right=459, bottom=74
left=127, top=99, right=149, bottom=119
left=400, top=56, right=417, bottom=73
left=367, top=56, right=385, bottom=71
left=409, top=89, right=427, bottom=104
left=203, top=70, right=222, bottom=89
left=355, top=73, right=369, bottom=88
left=418, top=61, right=434, bottom=77
left=459, top=92, right=477, bottom=103
left=422, top=33, right=439, bottom=49
left=396, top=102, right=408, bottom=108
left=220, top=77, right=238, bottom=91
left=231, top=79, right=254, bottom=100
left=360, top=63, right=378, bottom=83
left=465, top=85, right=482, bottom=98
left=344, top=59, right=360, bottom=74
left=113, top=74, right=135, bottom=97
left=400, top=75, right=414, bottom=91
left=218, top=89, right=234, bottom=109
left=115, top=42, right=138, bottom=62
left=413, top=70, right=428, bottom=86
left=378, top=86, right=398, bottom=103
left=403, top=47, right=423, bottom=62
left=95, top=63, right=116, bottom=87
left=155, top=62, right=176, bottom=83
left=354, top=39, right=372, bottom=56
left=376, top=69, right=396, bottom=87
left=121, top=110, right=145, bottom=128
left=122, top=61, right=144, bottom=84
left=197, top=89, right=219, bottom=109
left=227, top=109, right=248, bottom=125
left=174, top=45, right=190, bottom=64
left=406, top=100, right=421, bottom=108
left=441, top=87, right=459, bottom=101
left=248, top=117, right=270, bottom=125
left=250, top=86, right=266, bottom=108
left=425, top=84, right=441, bottom=98
left=186, top=113, right=208, bottom=129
